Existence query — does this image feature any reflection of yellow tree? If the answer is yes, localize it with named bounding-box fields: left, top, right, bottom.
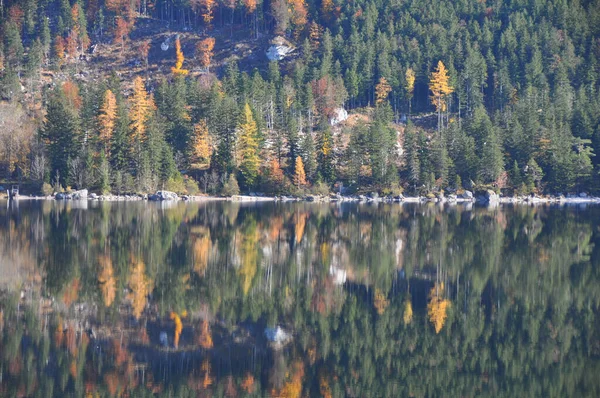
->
left=403, top=299, right=413, bottom=325
left=128, top=258, right=152, bottom=319
left=197, top=319, right=213, bottom=349
left=241, top=373, right=255, bottom=393
left=374, top=288, right=389, bottom=315
left=192, top=228, right=211, bottom=276
left=427, top=283, right=450, bottom=333
left=170, top=312, right=183, bottom=348
left=274, top=360, right=304, bottom=398
left=238, top=225, right=259, bottom=295
left=98, top=255, right=116, bottom=307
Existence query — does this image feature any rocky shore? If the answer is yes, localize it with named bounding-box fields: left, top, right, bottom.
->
left=4, top=189, right=600, bottom=205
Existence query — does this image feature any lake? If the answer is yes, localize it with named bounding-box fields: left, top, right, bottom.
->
left=0, top=200, right=599, bottom=397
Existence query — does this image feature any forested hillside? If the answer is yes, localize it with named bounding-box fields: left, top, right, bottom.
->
left=1, top=0, right=600, bottom=195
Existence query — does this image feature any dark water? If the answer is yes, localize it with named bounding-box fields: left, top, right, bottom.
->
left=1, top=200, right=599, bottom=397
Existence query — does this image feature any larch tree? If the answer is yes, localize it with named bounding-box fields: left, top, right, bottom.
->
left=98, top=89, right=118, bottom=154
left=196, top=37, right=215, bottom=71
left=294, top=156, right=307, bottom=187
left=375, top=77, right=392, bottom=105
left=237, top=103, right=260, bottom=188
left=190, top=119, right=212, bottom=168
left=129, top=77, right=153, bottom=167
left=429, top=61, right=454, bottom=134
left=113, top=16, right=130, bottom=55
left=171, top=38, right=189, bottom=75
left=405, top=68, right=415, bottom=115
left=427, top=282, right=451, bottom=334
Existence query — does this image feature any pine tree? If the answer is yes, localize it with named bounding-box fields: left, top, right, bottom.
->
left=237, top=104, right=260, bottom=188
left=41, top=91, right=81, bottom=186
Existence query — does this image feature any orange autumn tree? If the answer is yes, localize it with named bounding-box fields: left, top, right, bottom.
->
left=129, top=76, right=153, bottom=144
left=289, top=0, right=308, bottom=38
left=243, top=0, right=257, bottom=13
left=190, top=119, right=212, bottom=167
left=98, top=89, right=117, bottom=154
left=294, top=156, right=307, bottom=187
left=375, top=77, right=392, bottom=105
left=114, top=16, right=131, bottom=55
left=54, top=36, right=66, bottom=64
left=274, top=360, right=304, bottom=398
left=196, top=37, right=215, bottom=71
left=171, top=38, right=189, bottom=75
left=429, top=60, right=454, bottom=133
left=427, top=282, right=451, bottom=333
left=138, top=40, right=151, bottom=69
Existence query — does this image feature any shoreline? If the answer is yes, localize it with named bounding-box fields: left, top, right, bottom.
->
left=3, top=193, right=600, bottom=205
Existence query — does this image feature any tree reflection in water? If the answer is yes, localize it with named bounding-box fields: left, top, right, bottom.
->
left=0, top=201, right=599, bottom=397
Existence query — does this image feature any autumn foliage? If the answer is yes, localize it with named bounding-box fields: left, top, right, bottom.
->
left=196, top=37, right=215, bottom=70
left=197, top=319, right=214, bottom=349
left=294, top=156, right=307, bottom=187
left=427, top=283, right=451, bottom=333
left=171, top=38, right=189, bottom=75
left=170, top=312, right=183, bottom=348
left=98, top=90, right=117, bottom=153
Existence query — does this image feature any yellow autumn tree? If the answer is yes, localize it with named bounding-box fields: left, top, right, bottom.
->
left=429, top=61, right=454, bottom=133
left=98, top=89, right=117, bottom=154
left=190, top=119, right=212, bottom=168
left=98, top=255, right=116, bottom=308
left=275, top=360, right=304, bottom=398
left=427, top=282, right=451, bottom=333
left=293, top=156, right=307, bottom=187
left=170, top=312, right=183, bottom=348
left=171, top=38, right=189, bottom=75
left=405, top=67, right=415, bottom=114
left=403, top=298, right=413, bottom=325
left=128, top=258, right=152, bottom=319
left=129, top=76, right=154, bottom=143
left=237, top=104, right=260, bottom=187
left=375, top=77, right=392, bottom=104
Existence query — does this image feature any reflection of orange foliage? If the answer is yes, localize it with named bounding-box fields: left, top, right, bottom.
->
left=238, top=227, right=260, bottom=295
left=241, top=373, right=255, bottom=393
left=197, top=320, right=214, bottom=349
left=202, top=358, right=213, bottom=387
left=112, top=339, right=128, bottom=367
left=54, top=322, right=64, bottom=347
left=104, top=371, right=121, bottom=396
left=193, top=231, right=211, bottom=275
left=170, top=312, right=183, bottom=349
left=319, top=374, right=333, bottom=398
left=374, top=289, right=389, bottom=315
left=70, top=360, right=78, bottom=379
left=427, top=283, right=451, bottom=334
left=128, top=258, right=152, bottom=319
left=225, top=376, right=237, bottom=397
left=66, top=327, right=77, bottom=356
left=269, top=216, right=284, bottom=241
left=273, top=360, right=304, bottom=398
left=98, top=255, right=116, bottom=307
left=63, top=278, right=80, bottom=307
left=294, top=213, right=307, bottom=244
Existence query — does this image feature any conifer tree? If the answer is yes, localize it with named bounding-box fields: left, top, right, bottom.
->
left=171, top=38, right=189, bottom=75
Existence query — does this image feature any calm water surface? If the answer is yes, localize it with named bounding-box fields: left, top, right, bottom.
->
left=1, top=200, right=599, bottom=397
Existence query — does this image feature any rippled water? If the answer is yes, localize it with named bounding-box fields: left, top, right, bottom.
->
left=0, top=200, right=599, bottom=397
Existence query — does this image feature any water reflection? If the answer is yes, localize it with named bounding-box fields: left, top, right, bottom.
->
left=0, top=201, right=599, bottom=397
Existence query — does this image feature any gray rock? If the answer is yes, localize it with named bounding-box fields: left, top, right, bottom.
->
left=160, top=331, right=169, bottom=347
left=369, top=192, right=379, bottom=199
left=579, top=192, right=588, bottom=198
left=476, top=189, right=499, bottom=204
left=459, top=190, right=474, bottom=200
